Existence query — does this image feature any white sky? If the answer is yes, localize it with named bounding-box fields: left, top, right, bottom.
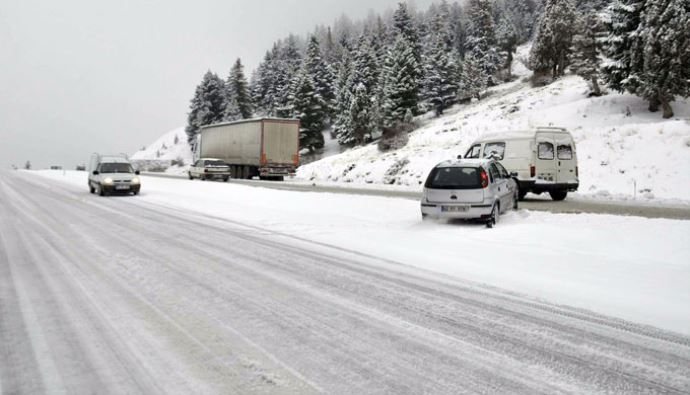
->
left=0, top=0, right=437, bottom=169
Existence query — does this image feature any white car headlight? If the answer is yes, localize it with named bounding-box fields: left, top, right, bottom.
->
left=103, top=177, right=114, bottom=185
left=131, top=177, right=140, bottom=185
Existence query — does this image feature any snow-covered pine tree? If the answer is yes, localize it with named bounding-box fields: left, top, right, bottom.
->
left=495, top=16, right=519, bottom=81
left=351, top=34, right=380, bottom=98
left=291, top=68, right=325, bottom=152
left=251, top=47, right=279, bottom=116
left=225, top=58, right=252, bottom=120
left=465, top=0, right=502, bottom=85
left=382, top=34, right=420, bottom=126
left=449, top=2, right=468, bottom=57
left=529, top=0, right=578, bottom=78
left=274, top=36, right=303, bottom=118
left=304, top=36, right=336, bottom=122
left=334, top=49, right=355, bottom=144
left=601, top=0, right=646, bottom=95
left=422, top=4, right=460, bottom=116
left=393, top=2, right=422, bottom=64
left=349, top=83, right=374, bottom=145
left=570, top=12, right=603, bottom=96
left=636, top=0, right=690, bottom=118
left=459, top=54, right=487, bottom=100
left=185, top=71, right=227, bottom=143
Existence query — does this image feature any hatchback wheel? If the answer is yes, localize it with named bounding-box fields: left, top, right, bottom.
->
left=486, top=203, right=499, bottom=228
left=513, top=191, right=519, bottom=210
left=188, top=172, right=193, bottom=180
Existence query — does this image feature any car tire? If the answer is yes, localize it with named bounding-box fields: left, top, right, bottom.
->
left=223, top=177, right=229, bottom=182
left=132, top=190, right=139, bottom=196
left=513, top=191, right=519, bottom=210
left=97, top=184, right=105, bottom=197
left=549, top=190, right=568, bottom=201
left=487, top=203, right=499, bottom=228
left=188, top=172, right=193, bottom=180
left=89, top=184, right=95, bottom=194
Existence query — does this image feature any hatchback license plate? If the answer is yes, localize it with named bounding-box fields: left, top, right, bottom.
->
left=115, top=185, right=130, bottom=190
left=442, top=205, right=468, bottom=212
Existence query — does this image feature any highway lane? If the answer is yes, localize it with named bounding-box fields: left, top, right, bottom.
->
left=1, top=171, right=689, bottom=394
left=145, top=172, right=690, bottom=220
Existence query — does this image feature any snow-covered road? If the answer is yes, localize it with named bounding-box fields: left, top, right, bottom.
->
left=1, top=171, right=689, bottom=393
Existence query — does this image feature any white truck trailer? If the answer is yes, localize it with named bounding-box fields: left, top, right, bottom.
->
left=194, top=118, right=300, bottom=181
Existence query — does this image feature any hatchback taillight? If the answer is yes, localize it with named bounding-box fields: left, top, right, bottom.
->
left=480, top=169, right=489, bottom=188
left=530, top=165, right=536, bottom=178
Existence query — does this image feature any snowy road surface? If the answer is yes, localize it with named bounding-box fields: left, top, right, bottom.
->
left=145, top=172, right=690, bottom=220
left=2, top=171, right=690, bottom=394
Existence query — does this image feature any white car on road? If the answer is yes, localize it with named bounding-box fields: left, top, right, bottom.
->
left=421, top=158, right=518, bottom=227
left=188, top=158, right=231, bottom=181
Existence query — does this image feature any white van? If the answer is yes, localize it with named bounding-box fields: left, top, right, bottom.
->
left=464, top=127, right=578, bottom=201
left=87, top=154, right=141, bottom=196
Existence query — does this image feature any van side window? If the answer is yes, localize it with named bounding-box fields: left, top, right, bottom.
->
left=483, top=142, right=506, bottom=160
left=557, top=144, right=573, bottom=160
left=465, top=144, right=481, bottom=159
left=538, top=142, right=554, bottom=160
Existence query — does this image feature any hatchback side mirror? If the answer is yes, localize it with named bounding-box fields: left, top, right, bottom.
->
left=92, top=170, right=99, bottom=175
left=510, top=172, right=518, bottom=178
left=457, top=155, right=462, bottom=160
left=135, top=170, right=140, bottom=175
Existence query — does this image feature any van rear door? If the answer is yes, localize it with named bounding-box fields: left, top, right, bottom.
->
left=535, top=132, right=557, bottom=183
left=554, top=134, right=577, bottom=184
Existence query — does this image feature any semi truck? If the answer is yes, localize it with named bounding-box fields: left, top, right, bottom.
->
left=194, top=118, right=300, bottom=181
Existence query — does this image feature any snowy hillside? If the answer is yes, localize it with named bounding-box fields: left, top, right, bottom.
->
left=131, top=127, right=193, bottom=164
left=297, top=75, right=690, bottom=203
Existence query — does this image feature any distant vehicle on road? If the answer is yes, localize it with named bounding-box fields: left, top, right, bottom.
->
left=88, top=154, right=141, bottom=196
left=50, top=165, right=63, bottom=170
left=76, top=164, right=86, bottom=171
left=465, top=127, right=579, bottom=201
left=193, top=118, right=300, bottom=181
left=421, top=158, right=518, bottom=228
left=188, top=158, right=231, bottom=181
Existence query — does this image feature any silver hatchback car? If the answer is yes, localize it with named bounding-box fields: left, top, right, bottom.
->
left=421, top=158, right=519, bottom=227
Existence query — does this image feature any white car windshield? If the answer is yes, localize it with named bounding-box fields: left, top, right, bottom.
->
left=99, top=163, right=133, bottom=173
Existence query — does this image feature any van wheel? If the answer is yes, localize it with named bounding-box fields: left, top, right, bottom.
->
left=518, top=189, right=527, bottom=201
left=549, top=190, right=568, bottom=201
left=486, top=203, right=499, bottom=228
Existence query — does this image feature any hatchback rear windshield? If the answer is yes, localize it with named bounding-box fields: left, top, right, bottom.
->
left=425, top=167, right=481, bottom=189
left=206, top=160, right=227, bottom=167
left=99, top=163, right=133, bottom=173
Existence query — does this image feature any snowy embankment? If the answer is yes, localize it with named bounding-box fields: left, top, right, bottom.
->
left=297, top=77, right=690, bottom=204
left=131, top=127, right=193, bottom=175
left=32, top=170, right=690, bottom=335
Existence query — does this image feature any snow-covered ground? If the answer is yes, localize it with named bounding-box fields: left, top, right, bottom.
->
left=32, top=170, right=690, bottom=335
left=131, top=127, right=193, bottom=175
left=297, top=59, right=690, bottom=204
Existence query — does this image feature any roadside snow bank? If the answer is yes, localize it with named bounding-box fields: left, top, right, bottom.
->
left=131, top=127, right=192, bottom=164
left=33, top=170, right=690, bottom=335
left=297, top=76, right=690, bottom=203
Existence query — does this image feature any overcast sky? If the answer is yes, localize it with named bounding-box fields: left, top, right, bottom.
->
left=0, top=0, right=438, bottom=169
